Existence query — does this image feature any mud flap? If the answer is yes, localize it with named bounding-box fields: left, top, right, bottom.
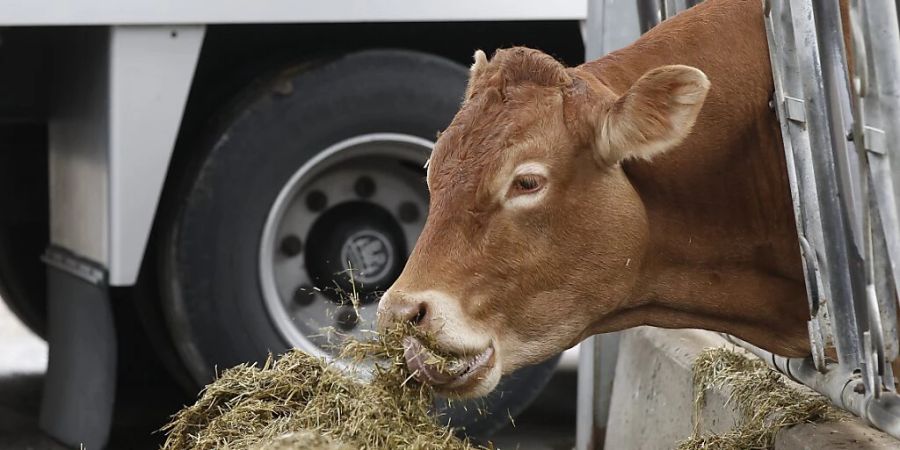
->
left=39, top=248, right=116, bottom=449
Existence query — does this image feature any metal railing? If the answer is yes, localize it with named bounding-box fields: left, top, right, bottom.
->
left=757, top=0, right=900, bottom=438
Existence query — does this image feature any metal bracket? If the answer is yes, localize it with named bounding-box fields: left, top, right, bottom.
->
left=864, top=126, right=886, bottom=155
left=41, top=246, right=106, bottom=286
left=784, top=96, right=807, bottom=123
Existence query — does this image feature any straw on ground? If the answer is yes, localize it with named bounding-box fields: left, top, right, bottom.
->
left=161, top=323, right=485, bottom=450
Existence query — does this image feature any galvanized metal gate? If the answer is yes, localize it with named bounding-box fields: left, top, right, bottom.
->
left=578, top=0, right=900, bottom=446
left=745, top=0, right=900, bottom=437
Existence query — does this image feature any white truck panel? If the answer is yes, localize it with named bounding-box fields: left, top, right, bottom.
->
left=0, top=0, right=587, bottom=26
left=108, top=25, right=204, bottom=285
left=47, top=25, right=204, bottom=285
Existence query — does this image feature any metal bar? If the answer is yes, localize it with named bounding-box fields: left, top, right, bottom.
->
left=637, top=0, right=695, bottom=33
left=859, top=0, right=900, bottom=322
left=765, top=0, right=833, bottom=369
left=852, top=0, right=900, bottom=387
left=637, top=0, right=662, bottom=33
left=792, top=0, right=864, bottom=366
left=576, top=334, right=621, bottom=450
left=576, top=338, right=599, bottom=450
left=809, top=0, right=871, bottom=354
left=729, top=336, right=900, bottom=439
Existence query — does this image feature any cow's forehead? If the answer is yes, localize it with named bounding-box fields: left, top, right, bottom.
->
left=429, top=88, right=553, bottom=193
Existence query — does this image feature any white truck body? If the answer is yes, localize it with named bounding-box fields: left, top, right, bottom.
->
left=0, top=0, right=586, bottom=25
left=0, top=1, right=589, bottom=286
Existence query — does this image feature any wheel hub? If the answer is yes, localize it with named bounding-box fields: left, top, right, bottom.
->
left=304, top=201, right=406, bottom=304
left=259, top=133, right=432, bottom=362
left=341, top=230, right=395, bottom=285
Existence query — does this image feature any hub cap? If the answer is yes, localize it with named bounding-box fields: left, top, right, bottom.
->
left=341, top=230, right=395, bottom=285
left=259, top=133, right=431, bottom=362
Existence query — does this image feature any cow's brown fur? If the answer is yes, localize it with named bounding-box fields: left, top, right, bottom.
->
left=378, top=0, right=849, bottom=397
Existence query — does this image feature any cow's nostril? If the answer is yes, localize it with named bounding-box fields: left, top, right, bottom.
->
left=411, top=303, right=427, bottom=326
left=388, top=299, right=429, bottom=328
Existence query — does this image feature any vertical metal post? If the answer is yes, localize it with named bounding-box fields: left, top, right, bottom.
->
left=576, top=338, right=600, bottom=450
left=856, top=0, right=900, bottom=364
left=789, top=0, right=864, bottom=367
left=637, top=0, right=663, bottom=33
left=576, top=334, right=621, bottom=450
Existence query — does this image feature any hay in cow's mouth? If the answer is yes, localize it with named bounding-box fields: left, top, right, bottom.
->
left=402, top=336, right=495, bottom=390
left=160, top=323, right=487, bottom=450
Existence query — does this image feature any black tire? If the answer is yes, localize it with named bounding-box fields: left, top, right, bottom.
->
left=159, top=49, right=558, bottom=438
left=0, top=124, right=49, bottom=337
left=0, top=226, right=46, bottom=335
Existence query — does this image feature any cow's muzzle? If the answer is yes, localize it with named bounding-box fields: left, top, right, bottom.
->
left=402, top=336, right=496, bottom=392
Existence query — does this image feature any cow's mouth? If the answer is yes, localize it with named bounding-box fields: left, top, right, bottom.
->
left=402, top=336, right=495, bottom=392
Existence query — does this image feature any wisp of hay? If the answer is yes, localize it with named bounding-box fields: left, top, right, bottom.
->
left=161, top=323, right=486, bottom=450
left=678, top=347, right=844, bottom=450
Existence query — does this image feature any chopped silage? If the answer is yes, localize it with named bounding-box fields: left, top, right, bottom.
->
left=161, top=324, right=485, bottom=450
left=249, top=431, right=351, bottom=450
left=678, top=347, right=845, bottom=450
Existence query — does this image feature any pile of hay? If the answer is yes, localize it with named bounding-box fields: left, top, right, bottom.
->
left=161, top=325, right=486, bottom=450
left=678, top=347, right=844, bottom=449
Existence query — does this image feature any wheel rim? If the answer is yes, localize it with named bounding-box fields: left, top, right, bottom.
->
left=259, top=133, right=431, bottom=364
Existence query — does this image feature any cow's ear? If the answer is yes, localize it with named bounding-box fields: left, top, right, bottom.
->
left=596, top=65, right=709, bottom=164
left=464, top=50, right=490, bottom=100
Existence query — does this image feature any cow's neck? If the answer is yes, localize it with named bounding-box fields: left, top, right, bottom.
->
left=582, top=0, right=811, bottom=356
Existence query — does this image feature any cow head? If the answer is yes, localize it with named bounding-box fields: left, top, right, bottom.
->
left=377, top=47, right=710, bottom=398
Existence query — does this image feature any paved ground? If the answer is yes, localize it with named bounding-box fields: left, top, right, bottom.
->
left=0, top=299, right=576, bottom=449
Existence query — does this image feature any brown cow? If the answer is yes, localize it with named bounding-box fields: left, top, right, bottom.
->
left=377, top=0, right=815, bottom=398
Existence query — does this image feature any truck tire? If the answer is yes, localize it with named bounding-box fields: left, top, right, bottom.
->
left=0, top=226, right=46, bottom=335
left=0, top=124, right=49, bottom=336
left=158, top=49, right=559, bottom=438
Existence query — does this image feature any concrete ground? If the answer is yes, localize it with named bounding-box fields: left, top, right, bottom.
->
left=0, top=299, right=575, bottom=450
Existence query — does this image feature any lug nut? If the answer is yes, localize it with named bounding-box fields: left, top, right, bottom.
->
left=398, top=202, right=420, bottom=223
left=336, top=306, right=359, bottom=331
left=306, top=190, right=328, bottom=212
left=354, top=176, right=376, bottom=199
left=279, top=235, right=303, bottom=256
left=293, top=285, right=316, bottom=306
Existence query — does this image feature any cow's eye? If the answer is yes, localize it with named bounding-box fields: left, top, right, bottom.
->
left=512, top=174, right=544, bottom=194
